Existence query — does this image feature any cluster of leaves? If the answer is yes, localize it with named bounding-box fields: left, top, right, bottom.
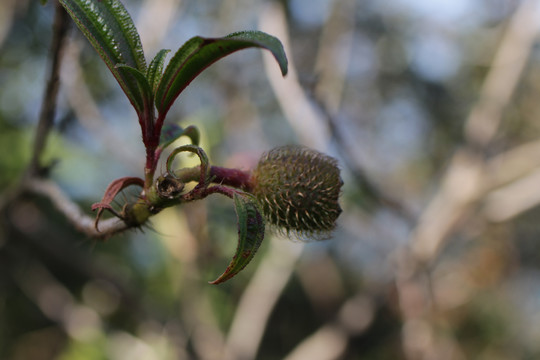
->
left=59, top=0, right=287, bottom=182
left=55, top=0, right=342, bottom=284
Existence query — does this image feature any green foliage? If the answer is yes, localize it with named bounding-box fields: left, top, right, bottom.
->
left=155, top=31, right=288, bottom=118
left=115, top=64, right=153, bottom=108
left=60, top=0, right=288, bottom=127
left=146, top=49, right=171, bottom=93
left=210, top=193, right=265, bottom=284
left=58, top=0, right=339, bottom=284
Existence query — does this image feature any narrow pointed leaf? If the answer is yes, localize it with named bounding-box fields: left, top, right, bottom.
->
left=59, top=0, right=147, bottom=112
left=156, top=31, right=288, bottom=117
left=147, top=49, right=171, bottom=93
left=159, top=124, right=200, bottom=150
left=116, top=64, right=153, bottom=106
left=210, top=193, right=265, bottom=284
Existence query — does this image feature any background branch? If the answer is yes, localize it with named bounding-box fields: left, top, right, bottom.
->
left=408, top=0, right=540, bottom=266
left=28, top=1, right=70, bottom=177
left=396, top=1, right=540, bottom=358
left=26, top=178, right=129, bottom=238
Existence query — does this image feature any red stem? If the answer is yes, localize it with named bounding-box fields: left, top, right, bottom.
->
left=173, top=166, right=254, bottom=191
left=209, top=166, right=254, bottom=192
left=154, top=113, right=166, bottom=140
left=141, top=103, right=159, bottom=190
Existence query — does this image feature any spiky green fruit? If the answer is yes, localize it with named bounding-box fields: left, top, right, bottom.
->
left=251, top=145, right=343, bottom=239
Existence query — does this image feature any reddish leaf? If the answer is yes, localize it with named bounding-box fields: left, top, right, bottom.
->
left=92, top=176, right=144, bottom=230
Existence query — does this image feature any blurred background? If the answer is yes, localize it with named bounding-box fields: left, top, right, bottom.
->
left=2, top=0, right=540, bottom=359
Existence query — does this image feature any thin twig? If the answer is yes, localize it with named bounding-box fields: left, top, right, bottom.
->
left=28, top=1, right=70, bottom=177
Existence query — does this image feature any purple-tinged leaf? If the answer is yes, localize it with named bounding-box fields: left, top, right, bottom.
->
left=92, top=176, right=144, bottom=230
left=210, top=192, right=265, bottom=284
left=156, top=31, right=288, bottom=118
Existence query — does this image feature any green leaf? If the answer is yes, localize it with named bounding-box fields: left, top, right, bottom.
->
left=210, top=193, right=265, bottom=284
left=147, top=49, right=171, bottom=93
left=59, top=0, right=147, bottom=113
left=159, top=124, right=200, bottom=150
left=156, top=30, right=288, bottom=117
left=116, top=64, right=152, bottom=107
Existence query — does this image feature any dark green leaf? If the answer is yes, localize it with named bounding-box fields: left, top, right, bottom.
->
left=156, top=30, right=288, bottom=117
left=210, top=193, right=265, bottom=284
left=159, top=124, right=200, bottom=150
left=59, top=0, right=147, bottom=113
left=116, top=64, right=153, bottom=107
left=147, top=49, right=171, bottom=93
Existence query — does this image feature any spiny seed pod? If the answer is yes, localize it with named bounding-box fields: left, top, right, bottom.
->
left=251, top=145, right=343, bottom=240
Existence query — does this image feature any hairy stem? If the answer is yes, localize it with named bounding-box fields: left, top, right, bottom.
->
left=209, top=166, right=254, bottom=192
left=141, top=112, right=168, bottom=189
left=172, top=166, right=254, bottom=191
left=141, top=97, right=158, bottom=189
left=144, top=146, right=157, bottom=189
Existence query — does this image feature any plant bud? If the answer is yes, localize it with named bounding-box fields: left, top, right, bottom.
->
left=251, top=145, right=343, bottom=239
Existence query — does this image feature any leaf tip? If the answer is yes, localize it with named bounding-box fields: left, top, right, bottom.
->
left=208, top=193, right=265, bottom=284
